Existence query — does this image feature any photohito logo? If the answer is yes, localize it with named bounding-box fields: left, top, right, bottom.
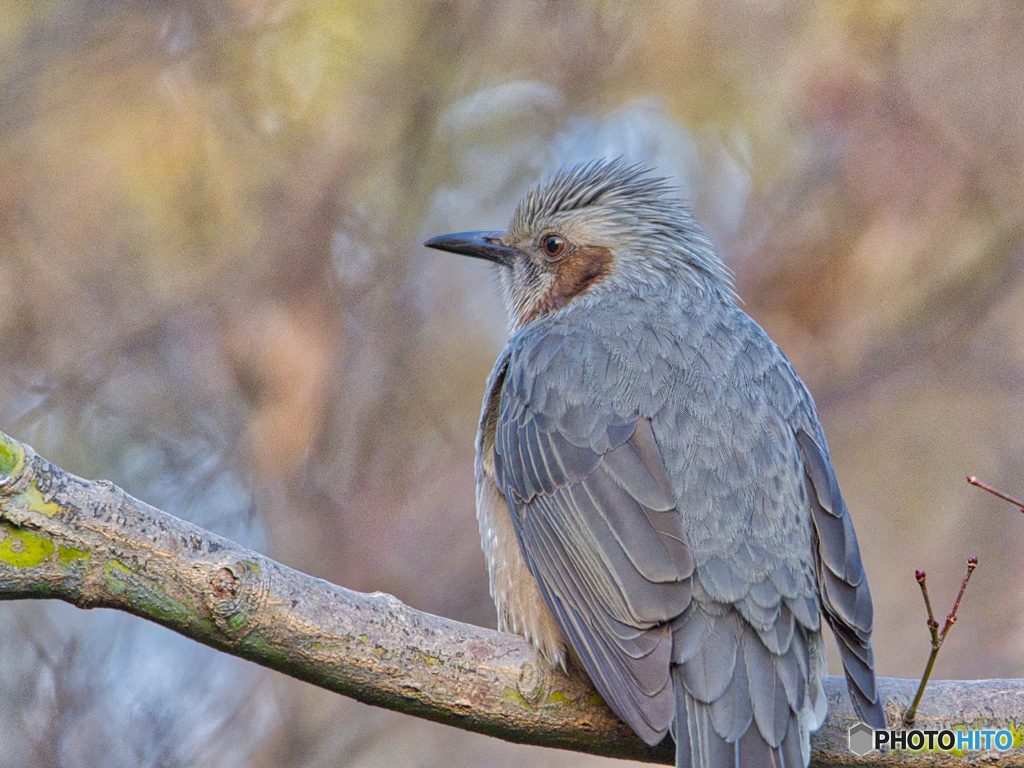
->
left=848, top=723, right=874, bottom=756
left=848, top=723, right=1016, bottom=756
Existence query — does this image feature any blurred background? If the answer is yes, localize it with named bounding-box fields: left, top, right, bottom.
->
left=1, top=1, right=1023, bottom=766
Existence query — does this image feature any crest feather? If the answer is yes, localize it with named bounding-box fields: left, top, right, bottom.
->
left=510, top=158, right=737, bottom=301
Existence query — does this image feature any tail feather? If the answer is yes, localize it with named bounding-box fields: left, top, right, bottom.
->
left=708, top=642, right=752, bottom=741
left=676, top=684, right=808, bottom=768
left=744, top=633, right=792, bottom=746
left=776, top=713, right=805, bottom=768
left=673, top=619, right=825, bottom=768
left=678, top=685, right=736, bottom=768
left=671, top=695, right=693, bottom=768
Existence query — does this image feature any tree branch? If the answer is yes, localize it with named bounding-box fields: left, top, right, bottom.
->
left=0, top=430, right=1020, bottom=766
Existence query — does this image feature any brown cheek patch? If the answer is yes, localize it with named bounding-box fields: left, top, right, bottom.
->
left=557, top=245, right=613, bottom=300
left=523, top=246, right=612, bottom=324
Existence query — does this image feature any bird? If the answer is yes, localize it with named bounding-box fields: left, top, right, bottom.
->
left=425, top=158, right=886, bottom=767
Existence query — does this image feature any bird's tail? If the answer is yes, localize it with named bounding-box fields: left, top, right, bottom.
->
left=672, top=634, right=828, bottom=768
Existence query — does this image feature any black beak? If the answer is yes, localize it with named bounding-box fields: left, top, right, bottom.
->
left=423, top=230, right=516, bottom=268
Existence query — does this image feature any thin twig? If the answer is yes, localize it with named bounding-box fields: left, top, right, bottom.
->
left=967, top=475, right=1024, bottom=512
left=916, top=569, right=939, bottom=645
left=940, top=557, right=978, bottom=638
left=903, top=559, right=978, bottom=728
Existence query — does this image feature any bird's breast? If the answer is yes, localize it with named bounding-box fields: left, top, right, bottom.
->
left=474, top=344, right=565, bottom=666
left=476, top=443, right=566, bottom=667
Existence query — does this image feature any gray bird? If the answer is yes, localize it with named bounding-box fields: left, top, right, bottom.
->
left=425, top=159, right=886, bottom=767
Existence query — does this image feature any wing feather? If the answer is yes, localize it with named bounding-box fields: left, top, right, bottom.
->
left=522, top=506, right=676, bottom=740
left=795, top=429, right=886, bottom=730
left=494, top=359, right=693, bottom=744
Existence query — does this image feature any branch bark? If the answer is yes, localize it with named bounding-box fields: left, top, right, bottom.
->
left=0, top=430, right=1020, bottom=766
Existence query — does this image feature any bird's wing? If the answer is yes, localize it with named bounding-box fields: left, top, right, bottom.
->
left=492, top=336, right=694, bottom=746
left=795, top=429, right=886, bottom=730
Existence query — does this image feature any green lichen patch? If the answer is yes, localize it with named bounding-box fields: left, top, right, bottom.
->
left=26, top=479, right=64, bottom=518
left=0, top=526, right=56, bottom=567
left=226, top=610, right=249, bottom=632
left=1009, top=721, right=1024, bottom=748
left=102, top=559, right=193, bottom=626
left=502, top=684, right=573, bottom=712
left=103, top=559, right=132, bottom=593
left=502, top=685, right=532, bottom=709
left=58, top=544, right=90, bottom=565
left=242, top=634, right=294, bottom=671
left=0, top=432, right=24, bottom=484
left=544, top=690, right=568, bottom=706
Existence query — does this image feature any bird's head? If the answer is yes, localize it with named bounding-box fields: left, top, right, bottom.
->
left=425, top=159, right=736, bottom=330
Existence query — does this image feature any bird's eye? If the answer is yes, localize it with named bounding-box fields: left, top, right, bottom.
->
left=541, top=234, right=566, bottom=259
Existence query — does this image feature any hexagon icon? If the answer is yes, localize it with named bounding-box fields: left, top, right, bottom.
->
left=848, top=722, right=875, bottom=756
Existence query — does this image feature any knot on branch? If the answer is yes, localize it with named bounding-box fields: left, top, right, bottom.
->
left=207, top=559, right=267, bottom=638
left=517, top=659, right=544, bottom=705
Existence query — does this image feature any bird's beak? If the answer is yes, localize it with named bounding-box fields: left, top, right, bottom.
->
left=423, top=230, right=516, bottom=268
